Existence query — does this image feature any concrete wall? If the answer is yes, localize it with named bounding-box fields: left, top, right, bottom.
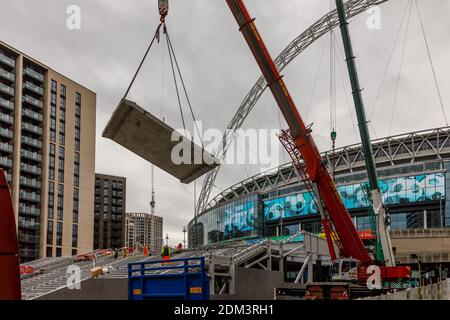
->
left=362, top=279, right=450, bottom=300
left=37, top=278, right=128, bottom=300
left=212, top=267, right=284, bottom=300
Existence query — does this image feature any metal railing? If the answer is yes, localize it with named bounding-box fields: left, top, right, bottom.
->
left=0, top=156, right=12, bottom=167
left=0, top=67, right=15, bottom=81
left=22, top=108, right=43, bottom=122
left=0, top=127, right=13, bottom=138
left=0, top=142, right=13, bottom=153
left=23, top=95, right=43, bottom=109
left=0, top=52, right=15, bottom=67
left=0, top=97, right=14, bottom=110
left=21, top=136, right=42, bottom=148
left=19, top=205, right=41, bottom=217
left=19, top=191, right=41, bottom=202
left=0, top=112, right=14, bottom=124
left=0, top=82, right=14, bottom=95
left=21, top=150, right=42, bottom=162
left=23, top=82, right=44, bottom=95
left=23, top=67, right=44, bottom=82
left=20, top=163, right=41, bottom=175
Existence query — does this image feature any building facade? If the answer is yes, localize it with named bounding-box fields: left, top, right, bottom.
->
left=0, top=41, right=96, bottom=261
left=94, top=174, right=126, bottom=249
left=125, top=213, right=163, bottom=255
left=189, top=128, right=450, bottom=265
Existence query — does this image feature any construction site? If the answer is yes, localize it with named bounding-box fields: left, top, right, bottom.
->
left=2, top=0, right=450, bottom=302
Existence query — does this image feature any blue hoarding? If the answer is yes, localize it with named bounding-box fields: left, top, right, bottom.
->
left=264, top=173, right=445, bottom=221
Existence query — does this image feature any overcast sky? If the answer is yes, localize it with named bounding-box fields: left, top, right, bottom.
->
left=2, top=0, right=450, bottom=245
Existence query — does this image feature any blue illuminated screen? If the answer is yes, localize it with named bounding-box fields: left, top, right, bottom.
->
left=264, top=173, right=445, bottom=221
left=224, top=201, right=256, bottom=238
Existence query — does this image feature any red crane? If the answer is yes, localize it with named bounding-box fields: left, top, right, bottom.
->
left=225, top=0, right=371, bottom=264
left=225, top=0, right=410, bottom=286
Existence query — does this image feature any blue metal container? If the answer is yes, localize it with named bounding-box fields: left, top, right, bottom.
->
left=128, top=257, right=210, bottom=300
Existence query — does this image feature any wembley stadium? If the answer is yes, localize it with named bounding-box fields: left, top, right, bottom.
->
left=188, top=127, right=450, bottom=264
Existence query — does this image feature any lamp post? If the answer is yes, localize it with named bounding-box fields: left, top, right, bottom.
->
left=165, top=234, right=169, bottom=246
left=182, top=226, right=187, bottom=249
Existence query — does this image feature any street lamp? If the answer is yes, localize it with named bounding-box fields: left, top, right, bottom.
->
left=182, top=226, right=187, bottom=249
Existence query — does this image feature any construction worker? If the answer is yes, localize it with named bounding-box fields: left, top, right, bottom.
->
left=161, top=244, right=171, bottom=265
left=143, top=245, right=149, bottom=257
left=122, top=247, right=128, bottom=258
left=113, top=248, right=118, bottom=259
left=177, top=243, right=183, bottom=253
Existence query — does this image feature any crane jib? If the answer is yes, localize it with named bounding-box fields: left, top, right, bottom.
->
left=226, top=0, right=372, bottom=264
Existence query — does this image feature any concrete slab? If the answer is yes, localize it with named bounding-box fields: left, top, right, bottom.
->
left=102, top=99, right=219, bottom=184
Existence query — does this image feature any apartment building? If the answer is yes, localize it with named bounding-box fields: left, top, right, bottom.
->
left=0, top=41, right=96, bottom=262
left=94, top=174, right=126, bottom=249
left=125, top=213, right=163, bottom=255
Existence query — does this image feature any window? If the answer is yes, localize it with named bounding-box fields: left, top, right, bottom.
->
left=56, top=222, right=63, bottom=246
left=57, top=184, right=64, bottom=221
left=47, top=220, right=53, bottom=245
left=391, top=213, right=407, bottom=230
left=72, top=224, right=78, bottom=248
left=51, top=80, right=57, bottom=93
left=60, top=84, right=66, bottom=97
left=56, top=247, right=62, bottom=257
left=58, top=147, right=65, bottom=182
left=73, top=188, right=79, bottom=224
left=46, top=246, right=53, bottom=257
left=49, top=144, right=56, bottom=181
left=75, top=92, right=81, bottom=105
left=51, top=93, right=57, bottom=106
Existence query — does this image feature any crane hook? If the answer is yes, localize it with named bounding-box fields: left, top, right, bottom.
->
left=158, top=0, right=169, bottom=23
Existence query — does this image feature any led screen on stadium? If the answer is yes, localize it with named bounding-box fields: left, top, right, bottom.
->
left=224, top=200, right=256, bottom=239
left=264, top=173, right=445, bottom=221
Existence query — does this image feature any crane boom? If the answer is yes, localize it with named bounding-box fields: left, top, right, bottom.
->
left=225, top=0, right=371, bottom=264
left=334, top=0, right=395, bottom=266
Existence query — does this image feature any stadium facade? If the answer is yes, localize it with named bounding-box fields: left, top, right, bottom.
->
left=188, top=127, right=450, bottom=252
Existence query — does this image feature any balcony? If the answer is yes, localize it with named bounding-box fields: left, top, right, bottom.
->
left=20, top=176, right=41, bottom=189
left=0, top=156, right=12, bottom=168
left=21, top=136, right=42, bottom=149
left=23, top=95, right=43, bottom=109
left=21, top=150, right=42, bottom=162
left=0, top=112, right=14, bottom=125
left=0, top=142, right=13, bottom=153
left=0, top=52, right=15, bottom=68
left=20, top=163, right=41, bottom=176
left=19, top=191, right=41, bottom=202
left=22, top=108, right=43, bottom=122
left=19, top=234, right=40, bottom=244
left=0, top=97, right=13, bottom=111
left=112, top=207, right=123, bottom=214
left=0, top=83, right=14, bottom=96
left=19, top=249, right=40, bottom=258
left=22, top=122, right=42, bottom=135
left=23, top=81, right=44, bottom=96
left=112, top=215, right=122, bottom=222
left=18, top=220, right=40, bottom=230
left=19, top=205, right=41, bottom=217
left=0, top=67, right=15, bottom=82
left=0, top=127, right=13, bottom=139
left=23, top=67, right=44, bottom=82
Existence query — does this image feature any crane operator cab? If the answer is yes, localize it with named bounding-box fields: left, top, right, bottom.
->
left=330, top=258, right=359, bottom=281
